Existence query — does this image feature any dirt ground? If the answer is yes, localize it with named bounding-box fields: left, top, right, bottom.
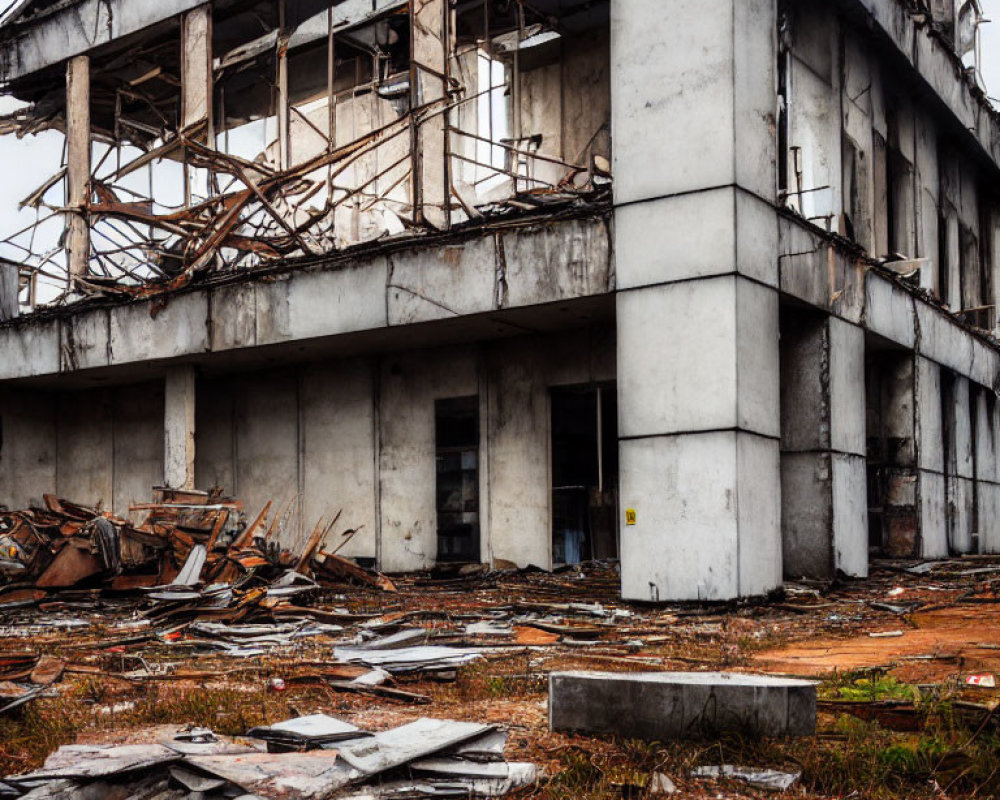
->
left=3, top=557, right=1000, bottom=799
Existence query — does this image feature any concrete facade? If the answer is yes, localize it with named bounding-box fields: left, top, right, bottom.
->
left=2, top=0, right=1000, bottom=599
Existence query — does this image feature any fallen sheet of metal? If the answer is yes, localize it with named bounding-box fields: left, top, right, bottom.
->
left=332, top=646, right=483, bottom=673
left=14, top=744, right=181, bottom=781
left=246, top=714, right=366, bottom=749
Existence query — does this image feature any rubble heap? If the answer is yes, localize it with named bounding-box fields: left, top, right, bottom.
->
left=0, top=487, right=394, bottom=609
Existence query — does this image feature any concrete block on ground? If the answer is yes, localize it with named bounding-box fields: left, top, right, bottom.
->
left=549, top=671, right=816, bottom=740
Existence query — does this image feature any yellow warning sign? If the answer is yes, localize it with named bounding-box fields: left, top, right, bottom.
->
left=625, top=508, right=636, bottom=526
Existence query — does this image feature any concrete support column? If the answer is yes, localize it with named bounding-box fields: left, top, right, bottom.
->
left=915, top=356, right=948, bottom=556
left=410, top=0, right=449, bottom=229
left=65, top=54, right=90, bottom=284
left=164, top=366, right=196, bottom=490
left=973, top=386, right=1000, bottom=553
left=181, top=5, right=213, bottom=133
left=0, top=260, right=17, bottom=321
left=944, top=373, right=975, bottom=553
left=613, top=0, right=780, bottom=602
left=780, top=313, right=868, bottom=579
left=880, top=355, right=920, bottom=557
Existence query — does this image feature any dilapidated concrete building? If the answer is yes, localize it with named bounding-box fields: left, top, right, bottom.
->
left=0, top=0, right=998, bottom=601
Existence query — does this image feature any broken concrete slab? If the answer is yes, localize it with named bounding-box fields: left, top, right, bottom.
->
left=548, top=671, right=816, bottom=739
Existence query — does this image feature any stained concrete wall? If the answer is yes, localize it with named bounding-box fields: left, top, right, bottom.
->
left=780, top=312, right=868, bottom=579
left=0, top=382, right=162, bottom=516
left=301, top=360, right=378, bottom=564
left=0, top=389, right=57, bottom=509
left=974, top=386, right=1000, bottom=553
left=56, top=389, right=114, bottom=508
left=190, top=327, right=613, bottom=570
left=485, top=328, right=616, bottom=570
left=378, top=346, right=479, bottom=573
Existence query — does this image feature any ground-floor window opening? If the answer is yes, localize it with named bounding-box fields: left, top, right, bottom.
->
left=551, top=384, right=618, bottom=565
left=435, top=396, right=481, bottom=562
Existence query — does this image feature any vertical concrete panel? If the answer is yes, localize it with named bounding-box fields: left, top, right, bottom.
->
left=951, top=377, right=974, bottom=479
left=486, top=339, right=551, bottom=570
left=618, top=278, right=738, bottom=437
left=56, top=389, right=113, bottom=506
left=620, top=432, right=739, bottom=601
left=919, top=470, right=948, bottom=557
left=779, top=314, right=866, bottom=579
left=733, top=0, right=777, bottom=199
left=378, top=348, right=478, bottom=573
left=164, top=366, right=196, bottom=490
left=736, top=279, right=781, bottom=439
left=829, top=319, right=866, bottom=457
left=301, top=360, right=377, bottom=562
left=112, top=382, right=164, bottom=518
left=737, top=433, right=782, bottom=596
left=948, top=476, right=975, bottom=554
left=780, top=452, right=833, bottom=579
left=916, top=357, right=944, bottom=472
left=234, top=370, right=299, bottom=547
left=610, top=0, right=736, bottom=203
left=0, top=389, right=56, bottom=509
left=832, top=453, right=869, bottom=577
left=973, top=389, right=998, bottom=483
left=978, top=482, right=1000, bottom=554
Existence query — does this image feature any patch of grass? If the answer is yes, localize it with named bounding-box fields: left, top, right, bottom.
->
left=124, top=683, right=271, bottom=736
left=821, top=670, right=922, bottom=702
left=0, top=702, right=82, bottom=776
left=454, top=658, right=546, bottom=702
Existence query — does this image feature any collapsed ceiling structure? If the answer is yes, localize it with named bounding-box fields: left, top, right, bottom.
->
left=0, top=0, right=611, bottom=307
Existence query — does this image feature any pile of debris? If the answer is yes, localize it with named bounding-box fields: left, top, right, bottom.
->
left=0, top=715, right=536, bottom=799
left=0, top=488, right=394, bottom=610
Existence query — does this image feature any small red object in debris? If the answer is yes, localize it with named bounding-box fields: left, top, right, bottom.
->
left=163, top=631, right=182, bottom=641
left=966, top=674, right=996, bottom=687
left=107, top=646, right=126, bottom=653
left=269, top=677, right=286, bottom=692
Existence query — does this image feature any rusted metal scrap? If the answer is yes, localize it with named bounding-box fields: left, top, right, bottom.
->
left=0, top=486, right=391, bottom=606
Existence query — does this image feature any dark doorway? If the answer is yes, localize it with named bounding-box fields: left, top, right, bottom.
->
left=864, top=346, right=918, bottom=557
left=435, top=396, right=480, bottom=562
left=551, top=385, right=618, bottom=564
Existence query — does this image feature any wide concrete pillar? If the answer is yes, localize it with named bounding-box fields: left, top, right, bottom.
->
left=65, top=54, right=90, bottom=284
left=780, top=314, right=868, bottom=579
left=613, top=0, right=780, bottom=601
left=164, top=366, right=196, bottom=490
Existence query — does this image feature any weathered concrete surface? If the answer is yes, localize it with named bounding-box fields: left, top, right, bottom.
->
left=164, top=366, right=195, bottom=490
left=780, top=314, right=868, bottom=579
left=549, top=671, right=816, bottom=739
left=186, top=326, right=614, bottom=567
left=0, top=388, right=56, bottom=510
left=0, top=0, right=407, bottom=83
left=0, top=218, right=612, bottom=383
left=485, top=329, right=617, bottom=570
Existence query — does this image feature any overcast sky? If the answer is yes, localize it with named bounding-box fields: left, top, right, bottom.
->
left=0, top=5, right=998, bottom=298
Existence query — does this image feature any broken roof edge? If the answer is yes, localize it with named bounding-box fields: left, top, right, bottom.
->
left=0, top=0, right=408, bottom=85
left=841, top=0, right=1000, bottom=178
left=777, top=203, right=1000, bottom=358
left=0, top=196, right=613, bottom=329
